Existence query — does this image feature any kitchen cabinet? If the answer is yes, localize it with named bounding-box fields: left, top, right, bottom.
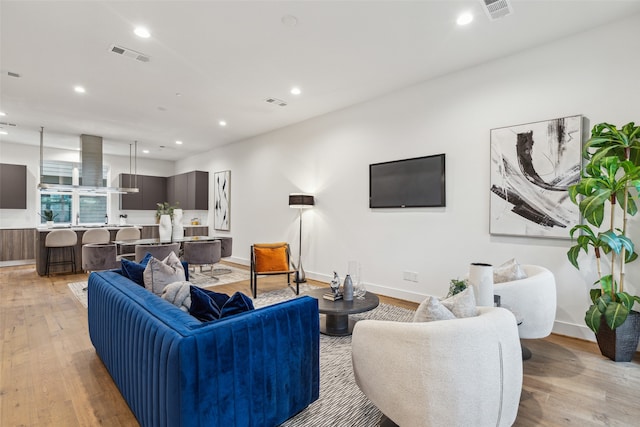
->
left=169, top=171, right=208, bottom=210
left=0, top=163, right=27, bottom=209
left=119, top=174, right=167, bottom=210
left=120, top=171, right=207, bottom=211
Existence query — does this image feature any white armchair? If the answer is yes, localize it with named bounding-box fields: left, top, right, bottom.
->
left=493, top=265, right=556, bottom=339
left=352, top=307, right=522, bottom=427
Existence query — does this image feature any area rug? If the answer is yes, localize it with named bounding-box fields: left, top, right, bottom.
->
left=186, top=264, right=250, bottom=287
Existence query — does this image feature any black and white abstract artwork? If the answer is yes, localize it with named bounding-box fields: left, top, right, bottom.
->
left=214, top=170, right=230, bottom=231
left=490, top=115, right=582, bottom=238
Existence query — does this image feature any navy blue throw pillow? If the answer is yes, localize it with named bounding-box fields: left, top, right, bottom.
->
left=189, top=286, right=229, bottom=322
left=120, top=252, right=153, bottom=286
left=221, top=292, right=255, bottom=318
left=189, top=286, right=254, bottom=322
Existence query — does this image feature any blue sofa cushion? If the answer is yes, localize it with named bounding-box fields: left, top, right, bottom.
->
left=120, top=252, right=153, bottom=285
left=189, top=286, right=254, bottom=322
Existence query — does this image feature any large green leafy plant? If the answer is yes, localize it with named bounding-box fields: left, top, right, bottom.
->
left=568, top=122, right=640, bottom=332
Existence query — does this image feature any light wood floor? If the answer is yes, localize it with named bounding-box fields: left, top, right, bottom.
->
left=1, top=264, right=639, bottom=427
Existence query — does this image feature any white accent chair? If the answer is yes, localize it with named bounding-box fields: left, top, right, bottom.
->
left=493, top=265, right=557, bottom=339
left=352, top=307, right=522, bottom=427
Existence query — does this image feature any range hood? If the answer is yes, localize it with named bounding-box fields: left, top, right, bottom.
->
left=37, top=128, right=139, bottom=194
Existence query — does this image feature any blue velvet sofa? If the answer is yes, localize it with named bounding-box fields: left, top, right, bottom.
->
left=87, top=270, right=320, bottom=427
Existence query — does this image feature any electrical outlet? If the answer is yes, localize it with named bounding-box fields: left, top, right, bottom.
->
left=403, top=271, right=418, bottom=282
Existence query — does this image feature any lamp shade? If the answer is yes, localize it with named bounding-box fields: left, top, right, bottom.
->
left=289, top=193, right=315, bottom=209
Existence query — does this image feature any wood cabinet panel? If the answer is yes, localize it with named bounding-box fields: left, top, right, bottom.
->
left=119, top=174, right=143, bottom=210
left=142, top=175, right=167, bottom=210
left=119, top=174, right=167, bottom=210
left=0, top=228, right=35, bottom=261
left=184, top=226, right=208, bottom=237
left=0, top=163, right=27, bottom=209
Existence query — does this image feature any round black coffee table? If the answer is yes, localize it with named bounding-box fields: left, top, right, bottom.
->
left=304, top=288, right=379, bottom=336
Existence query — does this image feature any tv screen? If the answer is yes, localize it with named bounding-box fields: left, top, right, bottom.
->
left=369, top=154, right=446, bottom=208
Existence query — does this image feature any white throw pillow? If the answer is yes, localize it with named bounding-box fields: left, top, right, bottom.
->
left=493, top=258, right=527, bottom=284
left=440, top=286, right=478, bottom=318
left=413, top=296, right=456, bottom=322
left=161, top=281, right=192, bottom=312
left=144, top=252, right=186, bottom=295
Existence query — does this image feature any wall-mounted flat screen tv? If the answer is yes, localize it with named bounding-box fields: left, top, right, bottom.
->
left=369, top=153, right=446, bottom=208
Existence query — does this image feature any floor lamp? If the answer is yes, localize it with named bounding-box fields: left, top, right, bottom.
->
left=289, top=193, right=314, bottom=283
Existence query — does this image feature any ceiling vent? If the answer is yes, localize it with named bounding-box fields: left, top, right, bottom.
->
left=108, top=44, right=151, bottom=63
left=480, top=0, right=513, bottom=20
left=265, top=97, right=288, bottom=107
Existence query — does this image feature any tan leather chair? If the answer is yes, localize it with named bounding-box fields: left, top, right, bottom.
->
left=183, top=240, right=222, bottom=277
left=250, top=242, right=297, bottom=298
left=45, top=229, right=78, bottom=275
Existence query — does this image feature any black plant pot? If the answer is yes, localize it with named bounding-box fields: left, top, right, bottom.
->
left=595, top=310, right=640, bottom=362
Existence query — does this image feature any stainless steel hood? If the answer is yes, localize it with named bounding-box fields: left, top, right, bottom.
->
left=37, top=128, right=139, bottom=193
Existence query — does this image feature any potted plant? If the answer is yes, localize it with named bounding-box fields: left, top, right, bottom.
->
left=567, top=121, right=640, bottom=361
left=155, top=202, right=178, bottom=223
left=39, top=209, right=58, bottom=227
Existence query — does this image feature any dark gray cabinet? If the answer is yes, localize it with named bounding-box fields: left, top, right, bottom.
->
left=0, top=163, right=27, bottom=209
left=142, top=175, right=167, bottom=210
left=119, top=173, right=143, bottom=210
left=169, top=171, right=208, bottom=210
left=120, top=171, right=207, bottom=211
left=119, top=174, right=167, bottom=210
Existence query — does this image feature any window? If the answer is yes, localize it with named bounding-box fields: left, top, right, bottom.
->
left=79, top=195, right=108, bottom=223
left=40, top=193, right=72, bottom=224
left=39, top=160, right=110, bottom=224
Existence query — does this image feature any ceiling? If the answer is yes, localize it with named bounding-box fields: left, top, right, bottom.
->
left=2, top=0, right=640, bottom=161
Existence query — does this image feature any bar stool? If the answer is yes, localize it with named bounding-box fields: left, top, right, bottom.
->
left=183, top=240, right=221, bottom=277
left=115, top=227, right=140, bottom=259
left=45, top=229, right=78, bottom=275
left=212, top=237, right=233, bottom=276
left=82, top=228, right=110, bottom=244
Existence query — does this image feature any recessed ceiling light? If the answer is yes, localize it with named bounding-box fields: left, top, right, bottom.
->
left=219, top=120, right=227, bottom=127
left=175, top=140, right=183, bottom=145
left=74, top=85, right=86, bottom=93
left=142, top=149, right=150, bottom=154
left=457, top=12, right=474, bottom=26
left=134, top=26, right=151, bottom=38
left=290, top=87, right=302, bottom=95
left=0, top=130, right=7, bottom=135
left=0, top=112, right=6, bottom=116
left=281, top=15, right=298, bottom=27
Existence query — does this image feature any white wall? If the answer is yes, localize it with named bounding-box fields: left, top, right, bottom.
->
left=177, top=14, right=640, bottom=343
left=0, top=141, right=174, bottom=227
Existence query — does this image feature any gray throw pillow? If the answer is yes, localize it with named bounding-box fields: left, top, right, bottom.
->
left=493, top=258, right=527, bottom=283
left=440, top=286, right=478, bottom=318
left=144, top=252, right=186, bottom=295
left=413, top=296, right=456, bottom=322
